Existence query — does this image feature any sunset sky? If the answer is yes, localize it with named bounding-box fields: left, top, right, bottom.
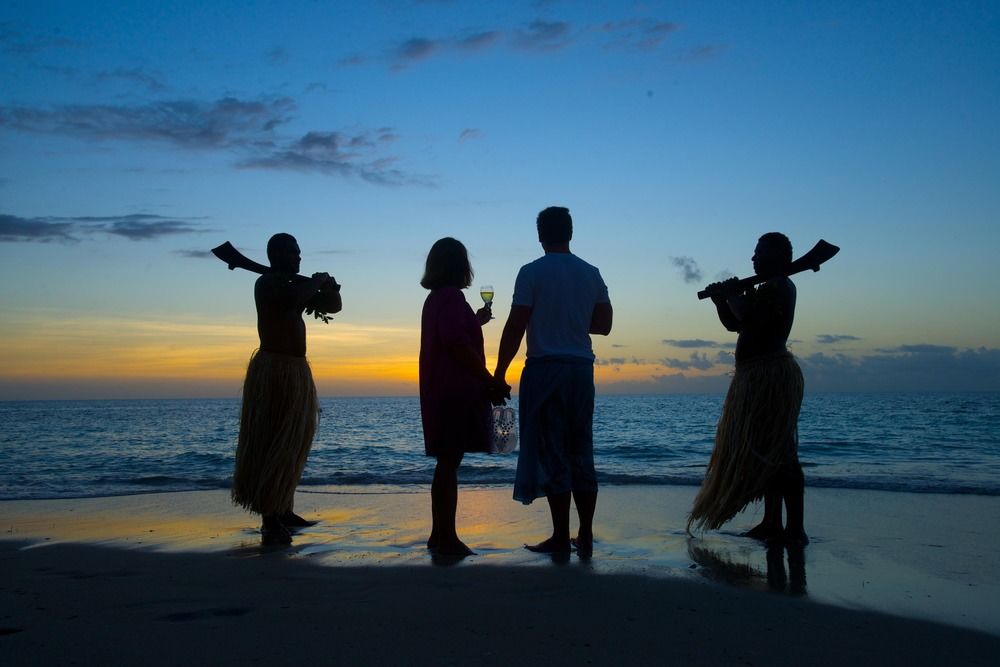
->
left=2, top=1, right=998, bottom=400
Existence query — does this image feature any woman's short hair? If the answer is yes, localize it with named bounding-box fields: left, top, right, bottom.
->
left=421, top=237, right=473, bottom=289
left=537, top=206, right=573, bottom=244
left=266, top=233, right=297, bottom=264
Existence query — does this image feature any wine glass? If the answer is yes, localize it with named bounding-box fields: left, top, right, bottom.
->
left=479, top=284, right=494, bottom=320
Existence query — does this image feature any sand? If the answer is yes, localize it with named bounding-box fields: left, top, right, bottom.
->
left=2, top=485, right=999, bottom=665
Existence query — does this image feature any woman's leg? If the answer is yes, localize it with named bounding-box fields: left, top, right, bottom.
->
left=429, top=450, right=472, bottom=555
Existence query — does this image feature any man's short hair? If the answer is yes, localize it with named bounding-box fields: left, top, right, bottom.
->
left=266, top=233, right=297, bottom=264
left=536, top=206, right=573, bottom=245
left=758, top=232, right=792, bottom=265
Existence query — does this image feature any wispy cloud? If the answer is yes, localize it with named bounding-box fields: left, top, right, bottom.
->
left=817, top=334, right=862, bottom=344
left=175, top=249, right=215, bottom=259
left=0, top=213, right=206, bottom=243
left=598, top=20, right=679, bottom=51
left=0, top=97, right=424, bottom=186
left=459, top=128, right=483, bottom=143
left=237, top=129, right=427, bottom=186
left=0, top=23, right=80, bottom=55
left=0, top=214, right=76, bottom=243
left=676, top=44, right=726, bottom=63
left=512, top=20, right=574, bottom=51
left=95, top=68, right=168, bottom=93
left=662, top=338, right=735, bottom=349
left=661, top=351, right=716, bottom=371
left=670, top=256, right=703, bottom=284
left=0, top=97, right=295, bottom=149
left=267, top=46, right=289, bottom=65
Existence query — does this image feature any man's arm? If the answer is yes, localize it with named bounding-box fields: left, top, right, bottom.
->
left=590, top=302, right=613, bottom=335
left=493, top=305, right=531, bottom=386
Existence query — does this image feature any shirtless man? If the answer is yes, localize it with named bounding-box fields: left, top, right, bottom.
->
left=231, top=233, right=341, bottom=544
left=688, top=232, right=807, bottom=545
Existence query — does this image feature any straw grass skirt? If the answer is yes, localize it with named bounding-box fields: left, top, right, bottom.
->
left=231, top=350, right=319, bottom=515
left=688, top=351, right=803, bottom=532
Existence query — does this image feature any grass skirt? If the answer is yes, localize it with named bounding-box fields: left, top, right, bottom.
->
left=688, top=351, right=803, bottom=532
left=231, top=350, right=318, bottom=515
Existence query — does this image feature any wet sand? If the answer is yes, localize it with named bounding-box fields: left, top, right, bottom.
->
left=2, top=485, right=999, bottom=664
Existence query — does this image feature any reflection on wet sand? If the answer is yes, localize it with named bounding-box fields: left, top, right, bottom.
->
left=688, top=535, right=806, bottom=595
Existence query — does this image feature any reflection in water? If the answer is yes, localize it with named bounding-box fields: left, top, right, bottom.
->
left=688, top=537, right=806, bottom=596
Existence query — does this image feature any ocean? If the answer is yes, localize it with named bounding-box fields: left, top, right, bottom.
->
left=1, top=393, right=998, bottom=501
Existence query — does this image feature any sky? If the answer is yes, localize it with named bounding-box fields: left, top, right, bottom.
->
left=1, top=0, right=998, bottom=400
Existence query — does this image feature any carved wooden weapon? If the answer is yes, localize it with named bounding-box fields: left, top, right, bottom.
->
left=698, top=239, right=840, bottom=300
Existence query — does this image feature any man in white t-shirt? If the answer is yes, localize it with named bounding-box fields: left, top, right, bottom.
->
left=493, top=206, right=613, bottom=558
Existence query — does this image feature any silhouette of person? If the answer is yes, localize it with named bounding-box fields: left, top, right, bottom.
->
left=419, top=238, right=496, bottom=557
left=492, top=207, right=613, bottom=557
left=688, top=232, right=807, bottom=545
left=231, top=233, right=342, bottom=545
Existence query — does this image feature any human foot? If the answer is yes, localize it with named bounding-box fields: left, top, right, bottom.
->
left=525, top=537, right=571, bottom=554
left=261, top=519, right=292, bottom=545
left=279, top=511, right=318, bottom=528
left=433, top=538, right=475, bottom=557
left=570, top=534, right=594, bottom=559
left=742, top=522, right=783, bottom=542
left=782, top=528, right=810, bottom=547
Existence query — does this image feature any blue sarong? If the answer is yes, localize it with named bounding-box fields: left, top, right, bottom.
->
left=513, top=356, right=598, bottom=504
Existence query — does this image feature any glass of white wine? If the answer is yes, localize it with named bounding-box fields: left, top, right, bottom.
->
left=479, top=284, right=494, bottom=319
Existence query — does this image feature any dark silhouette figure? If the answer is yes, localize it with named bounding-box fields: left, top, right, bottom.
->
left=688, top=232, right=807, bottom=545
left=419, top=238, right=496, bottom=558
left=492, top=207, right=613, bottom=558
left=231, top=233, right=342, bottom=545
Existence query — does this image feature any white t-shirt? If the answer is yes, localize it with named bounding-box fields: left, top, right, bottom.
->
left=512, top=253, right=610, bottom=360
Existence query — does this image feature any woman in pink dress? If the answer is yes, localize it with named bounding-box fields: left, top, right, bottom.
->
left=419, top=238, right=494, bottom=556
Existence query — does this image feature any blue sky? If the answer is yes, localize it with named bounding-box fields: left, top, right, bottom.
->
left=1, top=1, right=998, bottom=399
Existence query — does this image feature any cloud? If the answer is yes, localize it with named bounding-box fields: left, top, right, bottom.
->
left=0, top=23, right=80, bottom=55
left=0, top=213, right=205, bottom=243
left=670, top=256, right=702, bottom=284
left=676, top=44, right=727, bottom=63
left=662, top=338, right=735, bottom=349
left=456, top=30, right=503, bottom=51
left=175, top=249, right=215, bottom=259
left=661, top=351, right=716, bottom=371
left=459, top=128, right=483, bottom=143
left=599, top=20, right=679, bottom=51
left=595, top=357, right=628, bottom=366
left=0, top=214, right=77, bottom=243
left=237, top=129, right=427, bottom=186
left=338, top=54, right=367, bottom=67
left=267, top=46, right=289, bottom=65
left=396, top=37, right=442, bottom=64
left=817, top=334, right=862, bottom=344
left=95, top=68, right=168, bottom=92
left=800, top=346, right=1000, bottom=392
left=512, top=20, right=574, bottom=51
left=0, top=98, right=423, bottom=186
left=0, top=97, right=296, bottom=150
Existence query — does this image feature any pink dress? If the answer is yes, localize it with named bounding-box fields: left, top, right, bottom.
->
left=419, top=287, right=491, bottom=456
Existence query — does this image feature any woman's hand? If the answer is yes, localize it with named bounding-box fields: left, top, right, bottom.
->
left=475, top=303, right=493, bottom=325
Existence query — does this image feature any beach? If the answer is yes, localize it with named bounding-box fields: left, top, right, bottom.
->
left=2, top=485, right=999, bottom=665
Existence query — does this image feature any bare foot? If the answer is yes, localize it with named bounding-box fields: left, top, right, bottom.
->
left=743, top=522, right=783, bottom=542
left=280, top=512, right=318, bottom=528
left=782, top=528, right=810, bottom=547
left=434, top=538, right=475, bottom=557
left=570, top=534, right=593, bottom=559
left=525, top=537, right=571, bottom=554
left=261, top=518, right=291, bottom=545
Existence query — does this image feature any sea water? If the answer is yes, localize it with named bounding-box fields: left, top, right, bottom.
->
left=1, top=393, right=998, bottom=500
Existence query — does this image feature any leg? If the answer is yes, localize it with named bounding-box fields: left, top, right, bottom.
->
left=743, top=487, right=783, bottom=541
left=429, top=451, right=472, bottom=556
left=260, top=514, right=291, bottom=545
left=781, top=462, right=808, bottom=546
left=526, top=491, right=572, bottom=553
left=571, top=489, right=597, bottom=557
